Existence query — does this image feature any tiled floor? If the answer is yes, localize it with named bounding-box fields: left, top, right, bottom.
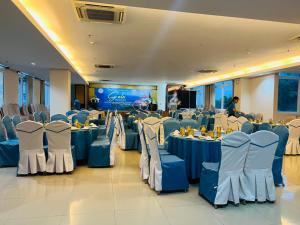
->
left=0, top=150, right=299, bottom=225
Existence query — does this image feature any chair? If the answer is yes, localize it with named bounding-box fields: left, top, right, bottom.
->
left=149, top=112, right=160, bottom=118
left=88, top=117, right=117, bottom=167
left=159, top=117, right=171, bottom=144
left=106, top=112, right=113, bottom=135
left=220, top=114, right=228, bottom=131
left=143, top=117, right=161, bottom=143
left=244, top=114, right=255, bottom=121
left=163, top=119, right=180, bottom=145
left=16, top=121, right=46, bottom=175
left=118, top=114, right=139, bottom=150
left=228, top=116, right=238, bottom=131
left=20, top=105, right=32, bottom=120
left=285, top=119, right=300, bottom=155
left=51, top=114, right=69, bottom=123
left=0, top=119, right=20, bottom=167
left=255, top=113, right=263, bottom=121
left=258, top=123, right=272, bottom=131
left=105, top=110, right=110, bottom=126
left=72, top=113, right=88, bottom=125
left=241, top=121, right=254, bottom=134
left=66, top=110, right=77, bottom=117
left=0, top=120, right=7, bottom=141
left=39, top=111, right=48, bottom=123
left=199, top=116, right=209, bottom=129
left=2, top=115, right=17, bottom=140
left=136, top=112, right=148, bottom=120
left=237, top=116, right=248, bottom=131
left=79, top=110, right=90, bottom=117
left=180, top=119, right=198, bottom=129
left=272, top=125, right=289, bottom=186
left=137, top=122, right=150, bottom=180
left=145, top=126, right=189, bottom=192
left=240, top=131, right=279, bottom=202
left=45, top=121, right=74, bottom=173
left=33, top=112, right=41, bottom=122
left=199, top=132, right=250, bottom=207
left=73, top=99, right=81, bottom=110
left=12, top=115, right=22, bottom=127
left=214, top=113, right=223, bottom=130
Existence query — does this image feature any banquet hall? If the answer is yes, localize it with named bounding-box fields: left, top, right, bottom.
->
left=0, top=0, right=300, bottom=225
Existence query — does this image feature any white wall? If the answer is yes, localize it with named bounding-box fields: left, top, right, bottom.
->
left=3, top=69, right=18, bottom=104
left=234, top=78, right=250, bottom=113
left=49, top=69, right=71, bottom=116
left=234, top=74, right=275, bottom=120
left=32, top=79, right=41, bottom=104
left=248, top=74, right=275, bottom=120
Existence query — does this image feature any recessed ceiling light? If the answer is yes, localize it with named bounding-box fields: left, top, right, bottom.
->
left=31, top=62, right=36, bottom=66
left=89, top=41, right=95, bottom=45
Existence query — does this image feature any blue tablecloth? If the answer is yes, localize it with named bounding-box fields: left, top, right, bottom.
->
left=71, top=127, right=99, bottom=161
left=168, top=135, right=221, bottom=180
left=0, top=140, right=19, bottom=167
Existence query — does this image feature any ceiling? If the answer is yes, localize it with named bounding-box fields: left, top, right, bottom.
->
left=0, top=1, right=85, bottom=83
left=4, top=0, right=300, bottom=85
left=95, top=0, right=300, bottom=24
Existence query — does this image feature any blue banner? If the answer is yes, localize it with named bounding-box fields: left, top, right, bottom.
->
left=94, top=87, right=154, bottom=110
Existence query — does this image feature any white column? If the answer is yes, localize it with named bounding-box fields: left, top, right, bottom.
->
left=3, top=69, right=19, bottom=104
left=157, top=82, right=167, bottom=111
left=32, top=79, right=41, bottom=104
left=49, top=69, right=71, bottom=116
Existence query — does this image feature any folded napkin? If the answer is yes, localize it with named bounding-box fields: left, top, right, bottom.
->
left=173, top=130, right=180, bottom=136
left=71, top=126, right=79, bottom=131
left=205, top=136, right=213, bottom=141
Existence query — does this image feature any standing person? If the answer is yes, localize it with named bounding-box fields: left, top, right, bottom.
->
left=227, top=96, right=239, bottom=117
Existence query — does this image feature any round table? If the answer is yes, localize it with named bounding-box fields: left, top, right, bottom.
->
left=167, top=135, right=221, bottom=181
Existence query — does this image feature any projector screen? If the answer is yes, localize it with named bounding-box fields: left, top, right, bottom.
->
left=89, top=84, right=157, bottom=111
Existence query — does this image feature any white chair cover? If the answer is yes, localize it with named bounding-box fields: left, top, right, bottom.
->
left=181, top=111, right=194, bottom=119
left=89, top=110, right=101, bottom=120
left=45, top=121, right=74, bottom=173
left=240, top=131, right=279, bottom=202
left=237, top=116, right=248, bottom=131
left=106, top=112, right=113, bottom=136
left=214, top=113, right=223, bottom=130
left=137, top=122, right=150, bottom=180
left=214, top=132, right=250, bottom=205
left=255, top=113, right=263, bottom=121
left=109, top=116, right=118, bottom=166
left=117, top=114, right=126, bottom=150
left=228, top=116, right=238, bottom=131
left=285, top=119, right=300, bottom=155
left=16, top=121, right=46, bottom=175
left=159, top=117, right=171, bottom=144
left=220, top=114, right=228, bottom=131
left=143, top=117, right=161, bottom=144
left=145, top=126, right=162, bottom=191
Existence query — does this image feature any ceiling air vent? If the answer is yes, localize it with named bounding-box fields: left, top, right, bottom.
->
left=289, top=35, right=300, bottom=41
left=74, top=1, right=125, bottom=24
left=197, top=69, right=218, bottom=73
left=95, top=64, right=115, bottom=69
